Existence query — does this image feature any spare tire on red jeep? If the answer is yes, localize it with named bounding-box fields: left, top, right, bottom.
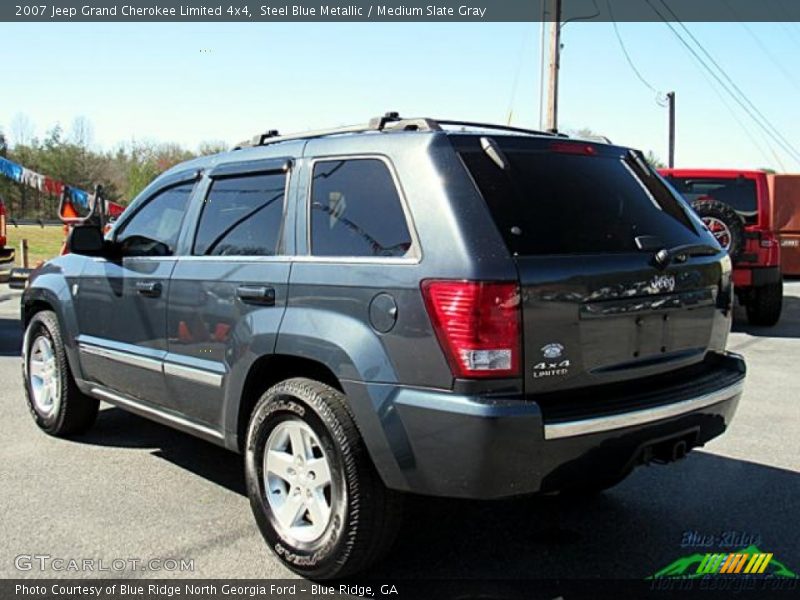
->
left=690, top=197, right=746, bottom=260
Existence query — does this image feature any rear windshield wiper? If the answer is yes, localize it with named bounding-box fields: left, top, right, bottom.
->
left=652, top=243, right=721, bottom=268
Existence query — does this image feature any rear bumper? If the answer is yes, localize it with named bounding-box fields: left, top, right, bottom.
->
left=345, top=353, right=745, bottom=499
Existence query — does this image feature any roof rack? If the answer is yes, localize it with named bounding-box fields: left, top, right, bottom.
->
left=435, top=120, right=566, bottom=138
left=235, top=112, right=565, bottom=148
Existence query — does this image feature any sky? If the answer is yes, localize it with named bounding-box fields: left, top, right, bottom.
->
left=2, top=21, right=800, bottom=171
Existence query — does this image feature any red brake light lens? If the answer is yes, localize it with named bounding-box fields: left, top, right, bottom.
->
left=421, top=280, right=521, bottom=379
left=549, top=141, right=597, bottom=156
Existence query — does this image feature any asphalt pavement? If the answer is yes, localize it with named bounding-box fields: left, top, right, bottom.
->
left=0, top=283, right=798, bottom=582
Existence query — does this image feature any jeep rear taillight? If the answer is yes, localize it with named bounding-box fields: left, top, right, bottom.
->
left=759, top=230, right=779, bottom=248
left=421, top=280, right=521, bottom=379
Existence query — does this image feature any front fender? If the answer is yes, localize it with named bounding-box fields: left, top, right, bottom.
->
left=23, top=258, right=85, bottom=382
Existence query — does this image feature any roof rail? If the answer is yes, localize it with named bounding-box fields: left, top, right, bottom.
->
left=235, top=112, right=442, bottom=148
left=435, top=120, right=566, bottom=137
left=234, top=112, right=565, bottom=149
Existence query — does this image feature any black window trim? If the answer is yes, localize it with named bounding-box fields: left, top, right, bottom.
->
left=112, top=171, right=201, bottom=256
left=189, top=160, right=293, bottom=259
left=301, top=154, right=421, bottom=264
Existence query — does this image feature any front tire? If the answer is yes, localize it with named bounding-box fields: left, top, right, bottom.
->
left=245, top=378, right=402, bottom=579
left=746, top=280, right=783, bottom=326
left=23, top=310, right=99, bottom=436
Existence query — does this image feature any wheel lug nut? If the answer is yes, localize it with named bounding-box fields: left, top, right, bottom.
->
left=307, top=471, right=315, bottom=480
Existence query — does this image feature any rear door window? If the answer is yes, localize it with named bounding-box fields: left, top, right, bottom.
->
left=193, top=172, right=286, bottom=256
left=457, top=137, right=701, bottom=255
left=309, top=159, right=412, bottom=258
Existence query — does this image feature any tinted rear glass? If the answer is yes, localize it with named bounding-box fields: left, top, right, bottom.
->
left=458, top=138, right=700, bottom=255
left=310, top=159, right=412, bottom=258
left=664, top=176, right=758, bottom=224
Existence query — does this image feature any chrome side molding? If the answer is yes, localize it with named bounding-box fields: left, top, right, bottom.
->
left=79, top=343, right=162, bottom=373
left=78, top=343, right=223, bottom=387
left=163, top=362, right=223, bottom=387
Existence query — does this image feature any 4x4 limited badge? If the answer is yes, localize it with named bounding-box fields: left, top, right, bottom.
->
left=533, top=343, right=570, bottom=378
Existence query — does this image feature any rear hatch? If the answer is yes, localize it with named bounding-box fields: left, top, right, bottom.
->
left=454, top=135, right=727, bottom=393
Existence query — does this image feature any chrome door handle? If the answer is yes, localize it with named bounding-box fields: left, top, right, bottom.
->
left=135, top=280, right=162, bottom=297
left=236, top=285, right=276, bottom=306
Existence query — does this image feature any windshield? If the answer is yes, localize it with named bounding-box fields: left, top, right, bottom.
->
left=458, top=138, right=701, bottom=255
left=664, top=176, right=758, bottom=224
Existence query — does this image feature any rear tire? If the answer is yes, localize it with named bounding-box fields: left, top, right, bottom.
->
left=23, top=310, right=99, bottom=436
left=244, top=377, right=403, bottom=579
left=746, top=280, right=783, bottom=326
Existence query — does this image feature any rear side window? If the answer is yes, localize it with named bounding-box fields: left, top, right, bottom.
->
left=194, top=172, right=286, bottom=256
left=665, top=176, right=758, bottom=224
left=459, top=139, right=700, bottom=255
left=310, top=159, right=412, bottom=258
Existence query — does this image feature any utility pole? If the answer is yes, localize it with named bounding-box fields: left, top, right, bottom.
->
left=545, top=0, right=562, bottom=133
left=667, top=91, right=676, bottom=168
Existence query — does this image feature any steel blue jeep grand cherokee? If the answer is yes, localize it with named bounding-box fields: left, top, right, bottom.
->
left=21, top=114, right=745, bottom=578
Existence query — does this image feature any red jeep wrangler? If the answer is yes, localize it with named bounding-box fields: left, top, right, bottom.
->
left=659, top=169, right=782, bottom=326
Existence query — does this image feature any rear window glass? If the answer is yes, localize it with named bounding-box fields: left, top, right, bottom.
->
left=664, top=176, right=758, bottom=224
left=459, top=139, right=701, bottom=255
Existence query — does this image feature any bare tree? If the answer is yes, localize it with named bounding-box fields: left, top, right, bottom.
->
left=10, top=113, right=35, bottom=147
left=197, top=140, right=229, bottom=156
left=70, top=116, right=95, bottom=148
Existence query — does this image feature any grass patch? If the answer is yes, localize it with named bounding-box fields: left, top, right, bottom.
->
left=4, top=224, right=66, bottom=266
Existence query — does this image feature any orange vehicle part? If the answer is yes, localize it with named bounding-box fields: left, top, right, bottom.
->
left=767, top=174, right=800, bottom=276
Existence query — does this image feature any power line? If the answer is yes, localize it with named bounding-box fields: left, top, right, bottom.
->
left=657, top=0, right=800, bottom=164
left=646, top=0, right=800, bottom=166
left=695, top=64, right=783, bottom=170
left=505, top=25, right=531, bottom=125
left=607, top=0, right=661, bottom=98
left=722, top=0, right=800, bottom=93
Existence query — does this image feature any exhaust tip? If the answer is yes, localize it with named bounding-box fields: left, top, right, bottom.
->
left=672, top=440, right=688, bottom=461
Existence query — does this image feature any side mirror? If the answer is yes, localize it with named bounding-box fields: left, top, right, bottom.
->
left=66, top=225, right=105, bottom=256
left=58, top=185, right=107, bottom=229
